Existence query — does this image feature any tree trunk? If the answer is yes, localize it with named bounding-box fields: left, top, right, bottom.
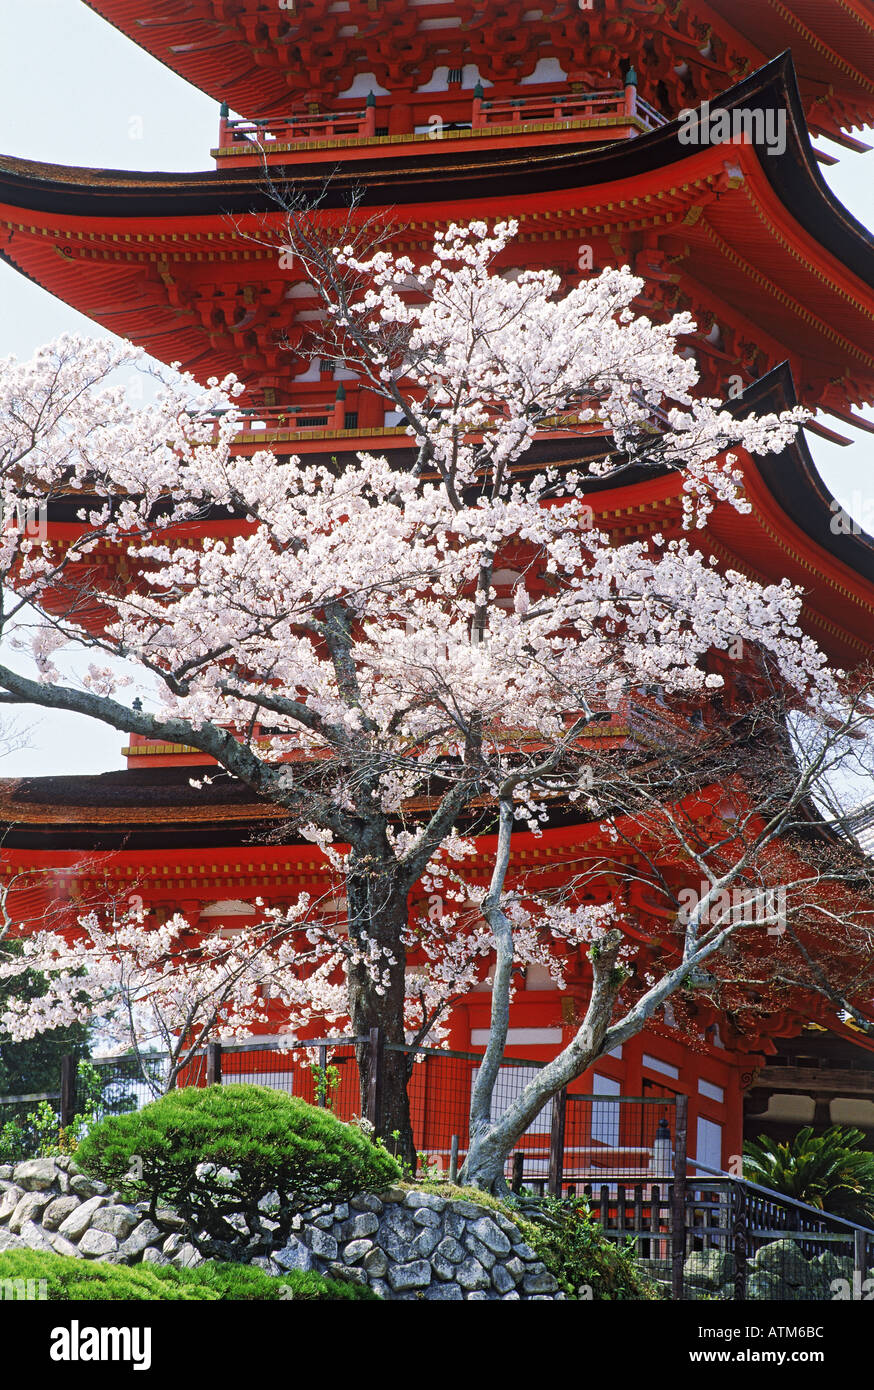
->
left=460, top=930, right=629, bottom=1193
left=462, top=1124, right=515, bottom=1194
left=346, top=856, right=416, bottom=1168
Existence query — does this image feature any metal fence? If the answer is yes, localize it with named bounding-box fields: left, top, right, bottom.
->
left=676, top=1162, right=872, bottom=1301
left=4, top=1034, right=874, bottom=1300
left=68, top=1038, right=363, bottom=1121
left=57, top=1036, right=689, bottom=1196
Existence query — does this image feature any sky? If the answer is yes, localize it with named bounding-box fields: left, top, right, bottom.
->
left=0, top=0, right=872, bottom=779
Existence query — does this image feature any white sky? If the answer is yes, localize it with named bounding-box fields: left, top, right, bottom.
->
left=0, top=0, right=872, bottom=778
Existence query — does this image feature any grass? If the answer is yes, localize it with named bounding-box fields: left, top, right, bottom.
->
left=0, top=1249, right=380, bottom=1301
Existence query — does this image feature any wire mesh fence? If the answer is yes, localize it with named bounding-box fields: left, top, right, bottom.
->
left=5, top=1034, right=874, bottom=1301
left=58, top=1037, right=689, bottom=1193
left=78, top=1053, right=171, bottom=1116
left=199, top=1037, right=362, bottom=1114
left=680, top=1168, right=871, bottom=1301
left=73, top=1038, right=363, bottom=1122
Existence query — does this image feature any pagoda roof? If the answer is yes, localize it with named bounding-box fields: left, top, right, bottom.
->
left=81, top=0, right=874, bottom=136
left=543, top=367, right=874, bottom=671
left=706, top=0, right=874, bottom=136
left=1, top=57, right=872, bottom=421
left=17, top=368, right=874, bottom=673
left=662, top=367, right=874, bottom=668
left=0, top=766, right=278, bottom=850
left=0, top=371, right=871, bottom=835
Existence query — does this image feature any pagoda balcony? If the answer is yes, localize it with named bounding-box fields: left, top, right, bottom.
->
left=207, top=393, right=410, bottom=452
left=122, top=697, right=703, bottom=773
left=475, top=88, right=666, bottom=133
left=209, top=396, right=669, bottom=457
left=213, top=82, right=666, bottom=167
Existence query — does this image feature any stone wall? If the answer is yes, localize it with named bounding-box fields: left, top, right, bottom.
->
left=260, top=1188, right=566, bottom=1300
left=0, top=1157, right=565, bottom=1301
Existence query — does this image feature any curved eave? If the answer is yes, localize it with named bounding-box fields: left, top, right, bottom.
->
left=736, top=367, right=874, bottom=592
left=81, top=0, right=874, bottom=129
left=1, top=59, right=872, bottom=408
left=706, top=0, right=874, bottom=125
left=0, top=767, right=279, bottom=850
left=574, top=367, right=874, bottom=666
left=0, top=778, right=716, bottom=864
left=21, top=371, right=874, bottom=666
left=0, top=58, right=867, bottom=260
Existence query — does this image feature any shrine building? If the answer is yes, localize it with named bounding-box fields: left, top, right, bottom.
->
left=2, top=0, right=874, bottom=1178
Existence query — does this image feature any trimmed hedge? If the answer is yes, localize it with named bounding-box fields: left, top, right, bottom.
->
left=75, top=1084, right=400, bottom=1261
left=0, top=1249, right=379, bottom=1301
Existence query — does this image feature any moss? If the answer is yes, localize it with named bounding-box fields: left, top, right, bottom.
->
left=405, top=1177, right=511, bottom=1215
left=0, top=1249, right=379, bottom=1301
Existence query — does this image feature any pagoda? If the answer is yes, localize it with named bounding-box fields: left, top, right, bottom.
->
left=2, top=0, right=874, bottom=1173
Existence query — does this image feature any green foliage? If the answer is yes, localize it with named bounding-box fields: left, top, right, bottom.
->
left=76, top=1083, right=401, bottom=1261
left=0, top=941, right=96, bottom=1162
left=1, top=1100, right=74, bottom=1165
left=0, top=1249, right=378, bottom=1301
left=0, top=939, right=90, bottom=1097
left=0, top=1060, right=104, bottom=1164
left=517, top=1196, right=664, bottom=1300
left=164, top=1261, right=379, bottom=1301
left=308, top=1061, right=340, bottom=1111
left=407, top=1177, right=661, bottom=1300
left=743, top=1126, right=874, bottom=1225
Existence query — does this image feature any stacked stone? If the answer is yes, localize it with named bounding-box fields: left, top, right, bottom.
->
left=0, top=1159, right=565, bottom=1299
left=261, top=1189, right=566, bottom=1301
left=682, top=1239, right=874, bottom=1301
left=0, top=1158, right=201, bottom=1271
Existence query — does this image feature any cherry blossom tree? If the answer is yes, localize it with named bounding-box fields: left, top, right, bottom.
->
left=0, top=219, right=871, bottom=1180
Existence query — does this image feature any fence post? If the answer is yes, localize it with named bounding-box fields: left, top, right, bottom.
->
left=733, top=1184, right=748, bottom=1301
left=316, top=1044, right=328, bottom=1106
left=206, top=1042, right=222, bottom=1087
left=449, top=1135, right=459, bottom=1184
left=855, top=1229, right=867, bottom=1299
left=547, top=1088, right=567, bottom=1197
left=671, top=1094, right=688, bottom=1301
left=59, top=1054, right=76, bottom=1129
left=511, top=1151, right=524, bottom=1195
left=365, top=1027, right=384, bottom=1133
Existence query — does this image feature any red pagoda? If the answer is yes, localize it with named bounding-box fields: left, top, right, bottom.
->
left=2, top=0, right=874, bottom=1176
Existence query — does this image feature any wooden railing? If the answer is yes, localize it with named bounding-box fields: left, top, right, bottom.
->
left=475, top=87, right=666, bottom=131
left=215, top=84, right=667, bottom=158
left=219, top=107, right=374, bottom=149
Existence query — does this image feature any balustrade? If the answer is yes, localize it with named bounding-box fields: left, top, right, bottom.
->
left=215, top=82, right=667, bottom=161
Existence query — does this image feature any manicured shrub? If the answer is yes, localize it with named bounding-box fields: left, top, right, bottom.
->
left=75, top=1083, right=401, bottom=1261
left=0, top=1249, right=379, bottom=1300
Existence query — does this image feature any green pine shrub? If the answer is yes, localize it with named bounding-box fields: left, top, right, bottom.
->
left=0, top=1249, right=379, bottom=1300
left=75, top=1083, right=401, bottom=1262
